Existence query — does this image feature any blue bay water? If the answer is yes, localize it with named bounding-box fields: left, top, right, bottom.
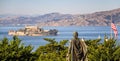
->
left=0, top=26, right=120, bottom=51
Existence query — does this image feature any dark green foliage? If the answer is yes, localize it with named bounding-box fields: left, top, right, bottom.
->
left=86, top=37, right=120, bottom=61
left=35, top=38, right=68, bottom=61
left=0, top=36, right=37, bottom=61
left=0, top=36, right=120, bottom=61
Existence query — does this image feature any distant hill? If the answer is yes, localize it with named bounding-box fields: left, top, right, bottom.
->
left=0, top=8, right=120, bottom=26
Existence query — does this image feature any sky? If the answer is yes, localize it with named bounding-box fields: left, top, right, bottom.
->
left=0, top=0, right=120, bottom=15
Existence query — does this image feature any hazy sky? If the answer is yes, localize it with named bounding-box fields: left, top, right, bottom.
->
left=0, top=0, right=120, bottom=15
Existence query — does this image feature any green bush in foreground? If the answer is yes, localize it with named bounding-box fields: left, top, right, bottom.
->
left=36, top=37, right=120, bottom=61
left=0, top=36, right=120, bottom=61
left=0, top=36, right=37, bottom=61
left=86, top=37, right=120, bottom=61
left=35, top=38, right=68, bottom=61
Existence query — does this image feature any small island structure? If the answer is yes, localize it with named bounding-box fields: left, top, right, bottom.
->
left=8, top=25, right=58, bottom=36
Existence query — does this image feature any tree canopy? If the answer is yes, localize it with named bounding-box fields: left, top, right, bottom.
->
left=0, top=36, right=37, bottom=61
left=0, top=36, right=120, bottom=61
